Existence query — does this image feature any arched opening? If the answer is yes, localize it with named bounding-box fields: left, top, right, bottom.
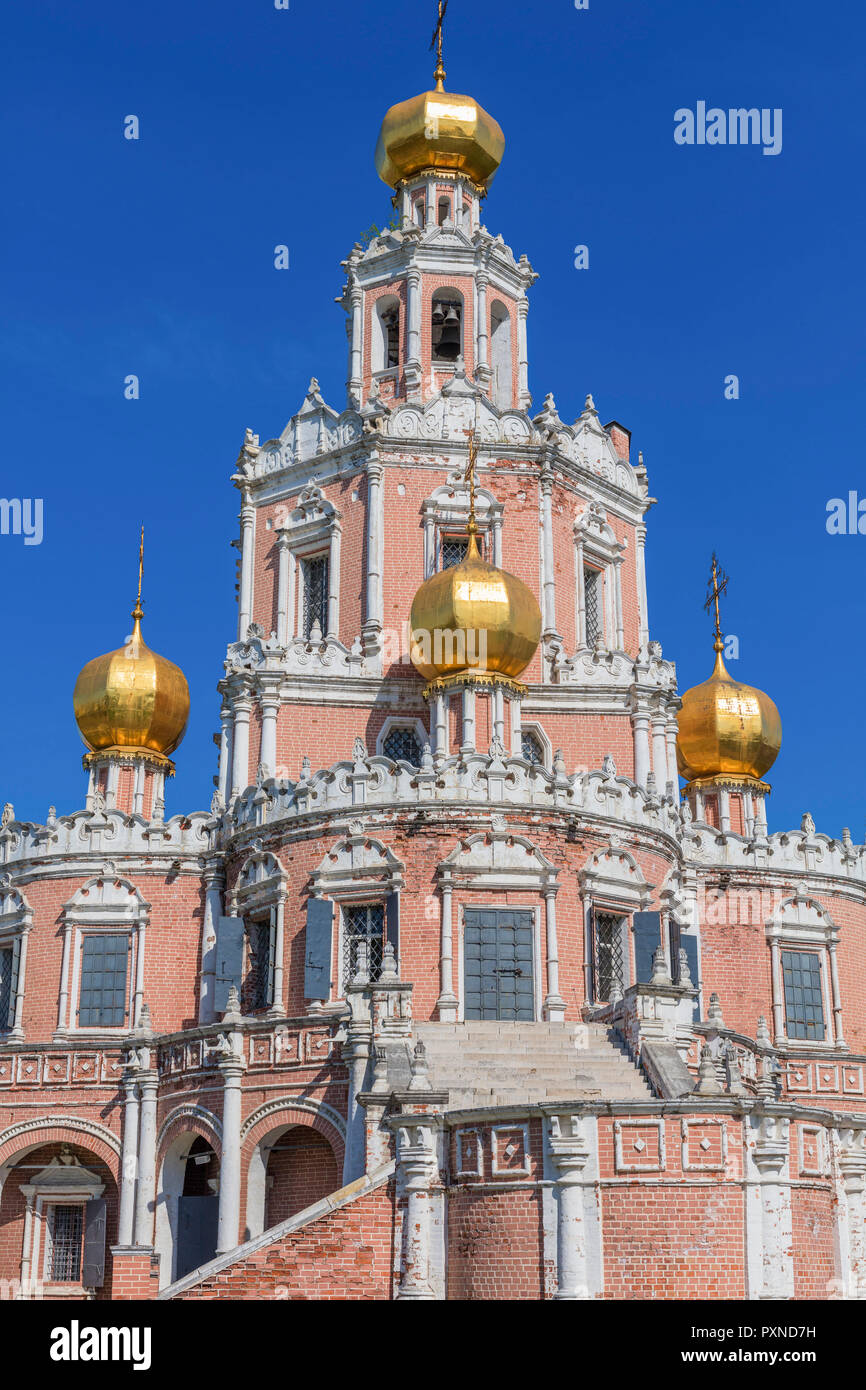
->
left=155, top=1132, right=220, bottom=1286
left=0, top=1141, right=118, bottom=1300
left=265, top=1126, right=340, bottom=1228
left=412, top=195, right=425, bottom=227
left=490, top=299, right=512, bottom=408
left=371, top=294, right=400, bottom=375
left=432, top=289, right=463, bottom=364
left=437, top=195, right=451, bottom=226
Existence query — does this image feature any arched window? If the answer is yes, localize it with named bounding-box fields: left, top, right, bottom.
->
left=383, top=725, right=422, bottom=765
left=437, top=195, right=451, bottom=225
left=521, top=730, right=545, bottom=767
left=489, top=300, right=512, bottom=408
left=432, top=289, right=463, bottom=363
left=413, top=196, right=425, bottom=227
left=371, top=295, right=400, bottom=374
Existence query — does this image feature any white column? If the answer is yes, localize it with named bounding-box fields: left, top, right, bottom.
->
left=550, top=1115, right=592, bottom=1299
left=540, top=471, right=558, bottom=641
left=745, top=1115, right=793, bottom=1300
left=407, top=268, right=422, bottom=372
left=422, top=512, right=436, bottom=578
left=106, top=761, right=120, bottom=808
left=461, top=686, right=476, bottom=754
left=19, top=1191, right=36, bottom=1297
left=510, top=696, right=523, bottom=755
left=636, top=522, right=649, bottom=650
left=117, top=1073, right=140, bottom=1247
left=217, top=1056, right=245, bottom=1255
left=396, top=1123, right=437, bottom=1300
left=491, top=516, right=503, bottom=568
left=327, top=523, right=341, bottom=639
left=718, top=787, right=731, bottom=833
left=199, top=864, right=223, bottom=1024
left=437, top=875, right=458, bottom=1021
left=270, top=898, right=286, bottom=1017
left=574, top=536, right=586, bottom=647
left=756, top=793, right=769, bottom=836
left=10, top=928, right=28, bottom=1039
left=259, top=693, right=279, bottom=778
left=237, top=490, right=256, bottom=641
left=770, top=935, right=785, bottom=1044
left=543, top=888, right=565, bottom=1021
left=492, top=686, right=505, bottom=745
left=828, top=941, right=845, bottom=1047
left=613, top=558, right=625, bottom=650
left=217, top=707, right=233, bottom=803
left=231, top=697, right=252, bottom=797
left=632, top=710, right=651, bottom=788
left=837, top=1132, right=866, bottom=1298
left=349, top=285, right=363, bottom=406
left=517, top=295, right=530, bottom=409
left=433, top=694, right=447, bottom=757
left=133, top=1071, right=158, bottom=1247
left=133, top=762, right=145, bottom=816
left=276, top=533, right=291, bottom=644
left=651, top=714, right=668, bottom=790
left=56, top=923, right=73, bottom=1033
left=425, top=176, right=436, bottom=227
left=132, top=921, right=146, bottom=1028
left=475, top=271, right=489, bottom=377
left=665, top=718, right=679, bottom=791
left=362, top=461, right=384, bottom=658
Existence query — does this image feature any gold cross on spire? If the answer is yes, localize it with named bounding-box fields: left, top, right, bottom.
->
left=430, top=0, right=449, bottom=91
left=703, top=552, right=729, bottom=650
left=133, top=524, right=145, bottom=622
left=462, top=426, right=479, bottom=544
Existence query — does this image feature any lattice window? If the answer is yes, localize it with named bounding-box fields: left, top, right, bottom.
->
left=78, top=933, right=128, bottom=1027
left=441, top=537, right=469, bottom=570
left=0, top=946, right=12, bottom=1030
left=243, top=919, right=272, bottom=1013
left=521, top=731, right=545, bottom=767
left=382, top=306, right=399, bottom=368
left=584, top=567, right=602, bottom=648
left=48, top=1204, right=83, bottom=1283
left=302, top=555, right=329, bottom=639
left=594, top=911, right=626, bottom=1003
left=782, top=950, right=825, bottom=1040
left=342, top=903, right=385, bottom=984
left=383, top=726, right=422, bottom=765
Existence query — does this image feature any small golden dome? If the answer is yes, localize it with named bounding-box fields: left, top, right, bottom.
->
left=409, top=533, right=541, bottom=686
left=375, top=86, right=505, bottom=190
left=73, top=605, right=190, bottom=766
left=676, top=642, right=782, bottom=784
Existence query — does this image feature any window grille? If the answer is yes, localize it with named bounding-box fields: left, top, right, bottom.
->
left=521, top=731, right=545, bottom=767
left=303, top=555, right=329, bottom=639
left=244, top=919, right=272, bottom=1012
left=383, top=726, right=422, bottom=765
left=48, top=1205, right=83, bottom=1283
left=441, top=537, right=469, bottom=570
left=381, top=307, right=399, bottom=368
left=343, top=904, right=385, bottom=985
left=584, top=567, right=602, bottom=648
left=78, top=933, right=128, bottom=1027
left=594, top=912, right=625, bottom=1003
left=0, top=946, right=12, bottom=1029
left=782, top=950, right=825, bottom=1040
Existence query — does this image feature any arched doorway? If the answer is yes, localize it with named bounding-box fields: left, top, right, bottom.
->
left=264, top=1126, right=339, bottom=1228
left=155, top=1132, right=220, bottom=1286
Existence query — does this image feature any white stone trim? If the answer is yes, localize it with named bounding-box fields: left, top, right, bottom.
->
left=376, top=716, right=429, bottom=761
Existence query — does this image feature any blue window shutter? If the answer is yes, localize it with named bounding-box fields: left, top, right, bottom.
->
left=267, top=916, right=276, bottom=1004
left=680, top=933, right=700, bottom=1020
left=82, top=1197, right=107, bottom=1287
left=386, top=892, right=399, bottom=967
left=214, top=916, right=245, bottom=1015
left=632, top=911, right=661, bottom=984
left=304, top=898, right=333, bottom=1000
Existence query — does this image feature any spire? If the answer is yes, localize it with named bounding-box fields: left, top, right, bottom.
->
left=430, top=0, right=448, bottom=92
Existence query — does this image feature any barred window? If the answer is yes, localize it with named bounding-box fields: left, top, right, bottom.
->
left=48, top=1204, right=83, bottom=1283
left=244, top=919, right=273, bottom=1013
left=78, top=933, right=128, bottom=1028
left=0, top=946, right=13, bottom=1030
left=782, top=950, right=825, bottom=1041
left=343, top=904, right=385, bottom=985
left=441, top=537, right=468, bottom=570
left=303, top=555, right=329, bottom=639
left=593, top=911, right=626, bottom=1003
left=521, top=731, right=545, bottom=767
left=584, top=567, right=602, bottom=648
left=383, top=726, right=422, bottom=765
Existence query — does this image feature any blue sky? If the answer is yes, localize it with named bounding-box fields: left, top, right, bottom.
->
left=1, top=0, right=863, bottom=836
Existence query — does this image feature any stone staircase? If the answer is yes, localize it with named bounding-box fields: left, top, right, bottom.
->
left=414, top=1020, right=654, bottom=1109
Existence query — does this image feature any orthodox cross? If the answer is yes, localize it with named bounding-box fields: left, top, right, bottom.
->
left=430, top=0, right=448, bottom=90
left=462, top=426, right=478, bottom=537
left=133, top=524, right=145, bottom=621
left=703, top=552, right=729, bottom=646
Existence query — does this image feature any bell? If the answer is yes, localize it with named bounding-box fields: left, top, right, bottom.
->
left=431, top=302, right=446, bottom=324
left=436, top=305, right=461, bottom=360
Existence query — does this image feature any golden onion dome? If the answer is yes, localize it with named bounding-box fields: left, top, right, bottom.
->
left=409, top=532, right=541, bottom=685
left=375, top=85, right=505, bottom=190
left=676, top=641, right=782, bottom=784
left=73, top=603, right=190, bottom=765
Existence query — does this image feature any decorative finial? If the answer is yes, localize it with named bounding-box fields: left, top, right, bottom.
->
left=703, top=552, right=729, bottom=654
left=462, top=427, right=480, bottom=553
left=131, top=524, right=145, bottom=633
left=430, top=0, right=448, bottom=91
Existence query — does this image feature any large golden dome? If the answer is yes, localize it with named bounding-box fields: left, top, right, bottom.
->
left=676, top=642, right=782, bottom=784
left=73, top=604, right=190, bottom=766
left=409, top=533, right=541, bottom=687
left=375, top=86, right=505, bottom=190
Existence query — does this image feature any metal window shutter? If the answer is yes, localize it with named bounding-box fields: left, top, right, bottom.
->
left=82, top=1197, right=107, bottom=1288
left=214, top=916, right=245, bottom=1015
left=632, top=911, right=661, bottom=984
left=680, top=933, right=700, bottom=1020
left=304, top=898, right=333, bottom=1000
left=385, top=892, right=399, bottom=967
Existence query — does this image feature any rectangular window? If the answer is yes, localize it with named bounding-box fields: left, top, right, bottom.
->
left=244, top=919, right=273, bottom=1012
left=48, top=1204, right=83, bottom=1283
left=782, top=950, right=825, bottom=1040
left=342, top=904, right=385, bottom=985
left=0, top=945, right=13, bottom=1030
left=584, top=567, right=602, bottom=648
left=593, top=911, right=626, bottom=1003
left=78, top=932, right=128, bottom=1028
left=441, top=537, right=469, bottom=570
left=302, top=555, right=329, bottom=639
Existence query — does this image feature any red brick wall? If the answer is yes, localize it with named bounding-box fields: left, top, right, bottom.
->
left=601, top=1185, right=745, bottom=1300
left=447, top=1188, right=544, bottom=1299
left=791, top=1188, right=837, bottom=1298
left=264, top=1127, right=340, bottom=1228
